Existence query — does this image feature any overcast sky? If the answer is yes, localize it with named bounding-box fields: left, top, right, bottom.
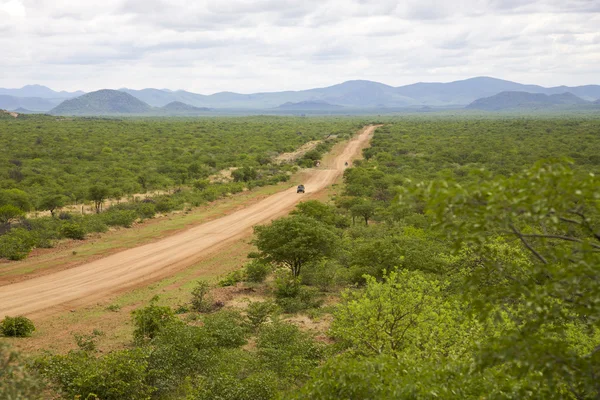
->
left=1, top=0, right=599, bottom=93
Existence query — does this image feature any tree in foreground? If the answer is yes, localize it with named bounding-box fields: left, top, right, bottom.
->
left=409, top=160, right=600, bottom=398
left=252, top=215, right=338, bottom=278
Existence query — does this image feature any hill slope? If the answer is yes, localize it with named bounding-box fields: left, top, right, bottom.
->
left=160, top=101, right=211, bottom=112
left=0, top=85, right=84, bottom=99
left=466, top=91, right=590, bottom=111
left=0, top=95, right=62, bottom=111
left=276, top=100, right=344, bottom=110
left=120, top=78, right=600, bottom=108
left=50, top=90, right=153, bottom=115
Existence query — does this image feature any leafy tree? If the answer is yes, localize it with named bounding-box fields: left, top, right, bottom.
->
left=0, top=204, right=24, bottom=224
left=253, top=215, right=339, bottom=278
left=88, top=185, right=110, bottom=214
left=350, top=199, right=376, bottom=225
left=38, top=194, right=65, bottom=217
left=0, top=189, right=32, bottom=211
left=331, top=270, right=479, bottom=358
left=413, top=160, right=600, bottom=398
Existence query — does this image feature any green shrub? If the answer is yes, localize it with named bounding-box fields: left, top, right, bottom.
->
left=37, top=348, right=153, bottom=400
left=60, top=223, right=86, bottom=240
left=131, top=296, right=176, bottom=343
left=193, top=371, right=278, bottom=400
left=191, top=280, right=214, bottom=313
left=246, top=301, right=279, bottom=330
left=218, top=269, right=245, bottom=287
left=0, top=228, right=36, bottom=260
left=0, top=343, right=44, bottom=399
left=203, top=311, right=248, bottom=348
left=155, top=199, right=175, bottom=213
left=136, top=203, right=156, bottom=219
left=245, top=260, right=271, bottom=283
left=256, top=322, right=323, bottom=380
left=102, top=209, right=137, bottom=227
left=1, top=316, right=35, bottom=337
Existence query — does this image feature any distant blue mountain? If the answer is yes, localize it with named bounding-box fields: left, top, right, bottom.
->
left=0, top=84, right=84, bottom=99
left=6, top=77, right=600, bottom=112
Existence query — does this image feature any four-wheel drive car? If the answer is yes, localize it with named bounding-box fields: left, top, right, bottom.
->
left=297, top=184, right=305, bottom=193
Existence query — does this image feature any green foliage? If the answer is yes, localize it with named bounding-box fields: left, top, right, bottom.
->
left=38, top=194, right=65, bottom=216
left=1, top=316, right=36, bottom=337
left=0, top=228, right=37, bottom=260
left=37, top=348, right=153, bottom=400
left=256, top=322, right=324, bottom=382
left=202, top=311, right=248, bottom=348
left=218, top=269, right=245, bottom=287
left=60, top=222, right=86, bottom=240
left=273, top=272, right=324, bottom=313
left=0, top=204, right=24, bottom=223
left=410, top=160, right=600, bottom=397
left=246, top=301, right=279, bottom=330
left=131, top=296, right=176, bottom=343
left=331, top=270, right=480, bottom=359
left=0, top=343, right=45, bottom=400
left=253, top=215, right=339, bottom=277
left=244, top=259, right=271, bottom=283
left=190, top=280, right=214, bottom=313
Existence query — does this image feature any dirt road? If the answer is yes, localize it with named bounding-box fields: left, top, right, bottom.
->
left=0, top=125, right=376, bottom=318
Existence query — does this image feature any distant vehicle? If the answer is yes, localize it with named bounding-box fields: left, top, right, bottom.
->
left=297, top=184, right=305, bottom=193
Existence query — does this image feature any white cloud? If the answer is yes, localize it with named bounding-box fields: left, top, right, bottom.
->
left=0, top=0, right=598, bottom=92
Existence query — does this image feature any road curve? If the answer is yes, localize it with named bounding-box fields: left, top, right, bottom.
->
left=0, top=125, right=376, bottom=317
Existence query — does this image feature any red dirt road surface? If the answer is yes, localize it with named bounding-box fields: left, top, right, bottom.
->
left=0, top=125, right=376, bottom=318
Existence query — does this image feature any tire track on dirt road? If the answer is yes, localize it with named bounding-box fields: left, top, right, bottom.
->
left=0, top=125, right=377, bottom=318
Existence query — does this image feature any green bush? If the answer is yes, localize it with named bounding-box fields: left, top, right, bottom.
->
left=191, top=280, right=214, bottom=313
left=246, top=301, right=279, bottom=330
left=0, top=344, right=44, bottom=399
left=203, top=311, right=248, bottom=348
left=102, top=209, right=137, bottom=227
left=1, top=316, right=35, bottom=337
left=37, top=348, right=153, bottom=400
left=218, top=269, right=244, bottom=287
left=193, top=371, right=278, bottom=400
left=245, top=260, right=271, bottom=283
left=131, top=297, right=176, bottom=343
left=60, top=223, right=86, bottom=240
left=136, top=203, right=156, bottom=219
left=0, top=228, right=36, bottom=260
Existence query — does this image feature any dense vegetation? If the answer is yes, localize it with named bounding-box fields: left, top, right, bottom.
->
left=3, top=117, right=600, bottom=399
left=0, top=115, right=361, bottom=260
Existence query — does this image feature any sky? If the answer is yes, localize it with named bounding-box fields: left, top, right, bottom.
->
left=1, top=0, right=599, bottom=94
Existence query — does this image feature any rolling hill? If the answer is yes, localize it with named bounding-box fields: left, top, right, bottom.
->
left=0, top=95, right=61, bottom=111
left=276, top=100, right=345, bottom=110
left=158, top=101, right=212, bottom=114
left=0, top=85, right=84, bottom=99
left=5, top=77, right=600, bottom=112
left=466, top=91, right=590, bottom=111
left=50, top=90, right=152, bottom=115
left=120, top=77, right=600, bottom=108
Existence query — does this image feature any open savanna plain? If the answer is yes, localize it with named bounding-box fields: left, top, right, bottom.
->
left=2, top=115, right=600, bottom=400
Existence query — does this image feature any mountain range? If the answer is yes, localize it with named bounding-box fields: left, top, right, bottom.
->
left=467, top=92, right=593, bottom=111
left=2, top=77, right=599, bottom=114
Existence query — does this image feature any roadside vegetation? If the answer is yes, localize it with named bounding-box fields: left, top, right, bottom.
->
left=2, top=117, right=600, bottom=399
left=0, top=116, right=362, bottom=260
